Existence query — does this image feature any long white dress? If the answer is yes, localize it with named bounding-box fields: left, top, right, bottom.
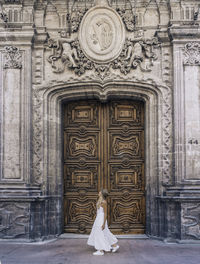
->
left=87, top=206, right=118, bottom=251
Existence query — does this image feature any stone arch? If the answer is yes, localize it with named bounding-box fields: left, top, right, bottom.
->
left=32, top=81, right=171, bottom=237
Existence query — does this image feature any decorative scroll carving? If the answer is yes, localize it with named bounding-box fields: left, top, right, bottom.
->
left=71, top=8, right=88, bottom=33
left=47, top=37, right=159, bottom=80
left=113, top=38, right=159, bottom=74
left=162, top=87, right=173, bottom=185
left=182, top=203, right=200, bottom=240
left=116, top=7, right=137, bottom=31
left=0, top=203, right=29, bottom=239
left=3, top=46, right=22, bottom=69
left=183, top=42, right=200, bottom=65
left=32, top=90, right=43, bottom=185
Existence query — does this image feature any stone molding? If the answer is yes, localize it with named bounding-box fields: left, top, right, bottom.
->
left=183, top=42, right=200, bottom=65
left=3, top=46, right=22, bottom=69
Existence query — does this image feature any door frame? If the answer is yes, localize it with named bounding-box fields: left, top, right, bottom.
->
left=41, top=81, right=168, bottom=237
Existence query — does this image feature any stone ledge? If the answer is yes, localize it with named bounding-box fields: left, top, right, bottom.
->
left=156, top=196, right=200, bottom=202
left=0, top=195, right=62, bottom=202
left=59, top=233, right=149, bottom=239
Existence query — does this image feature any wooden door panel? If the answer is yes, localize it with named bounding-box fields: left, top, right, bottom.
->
left=109, top=131, right=144, bottom=159
left=109, top=101, right=144, bottom=128
left=64, top=101, right=100, bottom=128
left=64, top=164, right=99, bottom=192
left=63, top=100, right=145, bottom=234
left=108, top=163, right=144, bottom=191
left=109, top=196, right=145, bottom=233
left=64, top=197, right=97, bottom=233
left=64, top=132, right=100, bottom=160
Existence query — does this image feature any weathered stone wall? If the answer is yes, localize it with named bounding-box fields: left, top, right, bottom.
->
left=0, top=0, right=199, bottom=241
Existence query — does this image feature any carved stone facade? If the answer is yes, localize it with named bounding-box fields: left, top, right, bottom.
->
left=0, top=0, right=200, bottom=241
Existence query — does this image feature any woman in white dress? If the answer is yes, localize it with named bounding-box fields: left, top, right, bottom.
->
left=87, top=189, right=120, bottom=256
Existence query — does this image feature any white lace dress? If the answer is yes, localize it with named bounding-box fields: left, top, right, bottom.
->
left=87, top=206, right=118, bottom=251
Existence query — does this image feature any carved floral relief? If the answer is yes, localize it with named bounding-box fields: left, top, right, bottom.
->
left=183, top=42, right=200, bottom=65
left=3, top=46, right=22, bottom=69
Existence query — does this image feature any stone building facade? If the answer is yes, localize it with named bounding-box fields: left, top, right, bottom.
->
left=0, top=0, right=200, bottom=242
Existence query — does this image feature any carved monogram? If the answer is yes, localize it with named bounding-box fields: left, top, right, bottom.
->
left=3, top=46, right=22, bottom=69
left=47, top=37, right=159, bottom=80
left=91, top=18, right=113, bottom=51
left=183, top=42, right=200, bottom=65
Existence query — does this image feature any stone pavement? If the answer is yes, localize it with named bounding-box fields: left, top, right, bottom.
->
left=0, top=238, right=200, bottom=264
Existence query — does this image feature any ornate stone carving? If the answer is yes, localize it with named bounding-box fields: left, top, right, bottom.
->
left=112, top=38, right=159, bottom=74
left=79, top=5, right=125, bottom=63
left=162, top=87, right=173, bottom=186
left=182, top=203, right=200, bottom=240
left=47, top=37, right=159, bottom=80
left=0, top=203, right=29, bottom=239
left=32, top=90, right=43, bottom=185
left=3, top=46, right=22, bottom=69
left=183, top=42, right=200, bottom=65
left=116, top=7, right=137, bottom=32
left=0, top=12, right=8, bottom=23
left=71, top=8, right=88, bottom=33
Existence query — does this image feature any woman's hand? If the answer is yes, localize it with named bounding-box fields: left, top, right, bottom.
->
left=102, top=223, right=105, bottom=230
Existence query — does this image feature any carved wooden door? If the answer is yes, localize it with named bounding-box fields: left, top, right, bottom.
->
left=63, top=100, right=145, bottom=234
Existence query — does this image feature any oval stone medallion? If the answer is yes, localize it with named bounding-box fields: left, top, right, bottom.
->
left=79, top=6, right=125, bottom=63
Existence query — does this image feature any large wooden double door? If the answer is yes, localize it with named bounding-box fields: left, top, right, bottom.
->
left=63, top=100, right=145, bottom=234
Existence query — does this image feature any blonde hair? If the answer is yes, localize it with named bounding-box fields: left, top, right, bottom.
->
left=97, top=189, right=108, bottom=209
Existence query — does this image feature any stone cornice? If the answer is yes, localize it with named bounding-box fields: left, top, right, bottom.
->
left=0, top=28, right=34, bottom=44
left=169, top=25, right=200, bottom=41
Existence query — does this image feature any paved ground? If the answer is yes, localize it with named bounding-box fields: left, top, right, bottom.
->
left=0, top=238, right=200, bottom=264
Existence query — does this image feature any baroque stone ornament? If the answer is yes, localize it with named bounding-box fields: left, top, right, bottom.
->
left=182, top=203, right=200, bottom=239
left=183, top=42, right=200, bottom=65
left=79, top=5, right=125, bottom=63
left=47, top=37, right=159, bottom=80
left=116, top=7, right=137, bottom=32
left=3, top=46, right=22, bottom=69
left=0, top=202, right=29, bottom=239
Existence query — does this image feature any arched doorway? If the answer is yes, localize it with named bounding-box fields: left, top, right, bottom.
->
left=63, top=99, right=145, bottom=234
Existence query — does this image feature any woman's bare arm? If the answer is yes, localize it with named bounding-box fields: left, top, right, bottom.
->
left=101, top=201, right=107, bottom=230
